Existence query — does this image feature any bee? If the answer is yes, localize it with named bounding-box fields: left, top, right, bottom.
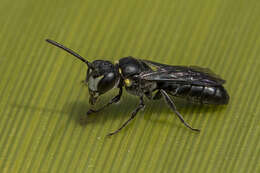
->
left=46, top=39, right=229, bottom=136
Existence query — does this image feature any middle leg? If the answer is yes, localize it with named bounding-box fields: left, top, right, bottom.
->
left=107, top=96, right=145, bottom=136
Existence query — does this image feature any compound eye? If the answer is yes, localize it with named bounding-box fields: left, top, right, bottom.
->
left=97, top=72, right=117, bottom=94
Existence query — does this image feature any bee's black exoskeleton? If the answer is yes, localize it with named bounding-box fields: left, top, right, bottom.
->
left=46, top=39, right=229, bottom=136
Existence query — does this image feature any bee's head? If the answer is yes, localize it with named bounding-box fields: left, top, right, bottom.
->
left=46, top=39, right=121, bottom=105
left=86, top=60, right=119, bottom=105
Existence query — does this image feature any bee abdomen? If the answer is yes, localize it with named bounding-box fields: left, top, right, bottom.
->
left=201, top=86, right=229, bottom=105
left=175, top=85, right=229, bottom=105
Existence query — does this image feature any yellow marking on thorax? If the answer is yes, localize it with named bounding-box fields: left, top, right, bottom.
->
left=114, top=60, right=122, bottom=75
left=124, top=78, right=132, bottom=87
left=119, top=68, right=122, bottom=74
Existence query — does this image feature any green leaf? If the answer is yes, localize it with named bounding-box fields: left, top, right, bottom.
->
left=0, top=0, right=259, bottom=172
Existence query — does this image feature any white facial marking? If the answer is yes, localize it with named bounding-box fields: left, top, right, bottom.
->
left=88, top=76, right=103, bottom=91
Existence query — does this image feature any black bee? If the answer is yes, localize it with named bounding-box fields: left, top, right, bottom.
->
left=46, top=39, right=229, bottom=136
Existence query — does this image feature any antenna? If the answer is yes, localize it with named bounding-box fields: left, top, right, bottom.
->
left=46, top=39, right=93, bottom=68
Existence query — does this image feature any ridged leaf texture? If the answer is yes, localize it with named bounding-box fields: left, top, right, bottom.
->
left=0, top=0, right=259, bottom=172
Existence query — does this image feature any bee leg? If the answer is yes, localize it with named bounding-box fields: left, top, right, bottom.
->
left=160, top=89, right=200, bottom=132
left=107, top=96, right=145, bottom=136
left=86, top=87, right=123, bottom=115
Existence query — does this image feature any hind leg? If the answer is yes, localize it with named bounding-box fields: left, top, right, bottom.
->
left=160, top=89, right=200, bottom=132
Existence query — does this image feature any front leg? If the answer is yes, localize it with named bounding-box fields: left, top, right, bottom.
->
left=87, top=87, right=123, bottom=115
left=107, top=96, right=145, bottom=136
